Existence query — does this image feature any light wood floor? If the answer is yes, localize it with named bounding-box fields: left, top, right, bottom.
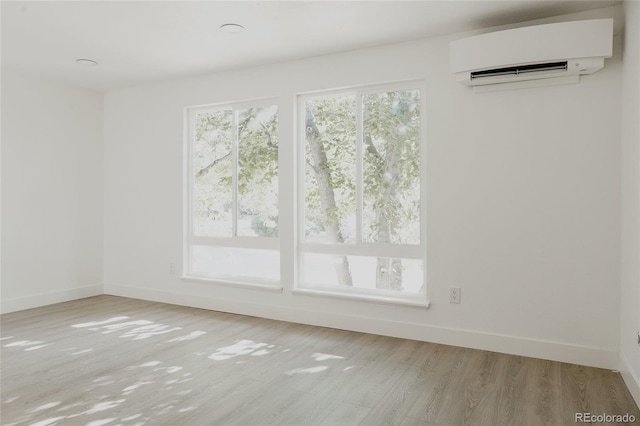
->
left=1, top=296, right=638, bottom=426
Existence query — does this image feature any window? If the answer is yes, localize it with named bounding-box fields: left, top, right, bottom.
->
left=298, top=83, right=426, bottom=303
left=185, top=100, right=280, bottom=287
left=184, top=82, right=427, bottom=304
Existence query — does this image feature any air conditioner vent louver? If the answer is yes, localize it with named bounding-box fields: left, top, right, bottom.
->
left=470, top=61, right=568, bottom=80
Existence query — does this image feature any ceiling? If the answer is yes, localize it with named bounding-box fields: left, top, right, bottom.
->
left=1, top=0, right=621, bottom=92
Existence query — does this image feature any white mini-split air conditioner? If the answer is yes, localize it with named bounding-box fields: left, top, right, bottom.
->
left=450, top=19, right=613, bottom=92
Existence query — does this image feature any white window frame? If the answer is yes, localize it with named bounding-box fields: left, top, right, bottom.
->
left=183, top=98, right=281, bottom=291
left=295, top=81, right=428, bottom=306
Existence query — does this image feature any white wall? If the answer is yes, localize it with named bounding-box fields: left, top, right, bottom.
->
left=1, top=68, right=103, bottom=313
left=103, top=7, right=623, bottom=368
left=620, top=0, right=640, bottom=406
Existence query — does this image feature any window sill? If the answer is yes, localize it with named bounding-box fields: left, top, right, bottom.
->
left=292, top=288, right=430, bottom=309
left=182, top=275, right=283, bottom=293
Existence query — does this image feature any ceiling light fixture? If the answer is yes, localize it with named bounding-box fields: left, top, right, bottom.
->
left=75, top=58, right=98, bottom=66
left=220, top=23, right=245, bottom=34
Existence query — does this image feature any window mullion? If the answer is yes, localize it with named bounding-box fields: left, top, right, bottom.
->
left=297, top=97, right=306, bottom=284
left=355, top=93, right=364, bottom=244
left=185, top=111, right=196, bottom=275
left=188, top=111, right=196, bottom=239
left=232, top=108, right=239, bottom=237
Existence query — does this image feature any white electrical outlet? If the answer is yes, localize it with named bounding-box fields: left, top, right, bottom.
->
left=450, top=287, right=461, bottom=304
left=169, top=263, right=176, bottom=276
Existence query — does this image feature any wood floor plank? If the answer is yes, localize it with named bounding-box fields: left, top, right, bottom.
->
left=405, top=344, right=470, bottom=423
left=455, top=349, right=502, bottom=425
left=411, top=348, right=499, bottom=425
left=493, top=353, right=537, bottom=426
left=1, top=295, right=638, bottom=426
left=559, top=362, right=640, bottom=426
left=358, top=342, right=439, bottom=425
left=343, top=338, right=425, bottom=408
left=317, top=402, right=370, bottom=425
left=399, top=416, right=437, bottom=426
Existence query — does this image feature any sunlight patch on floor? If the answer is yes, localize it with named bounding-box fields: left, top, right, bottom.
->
left=162, top=376, right=193, bottom=390
left=168, top=331, right=206, bottom=342
left=30, top=416, right=65, bottom=426
left=72, top=318, right=183, bottom=340
left=36, top=399, right=128, bottom=422
left=101, top=320, right=153, bottom=333
left=312, top=352, right=345, bottom=361
left=285, top=365, right=328, bottom=375
left=153, top=399, right=187, bottom=416
left=251, top=348, right=272, bottom=356
left=126, top=361, right=162, bottom=370
left=72, top=317, right=130, bottom=328
left=89, top=379, right=117, bottom=388
left=82, top=399, right=126, bottom=415
left=57, top=401, right=85, bottom=412
left=4, top=340, right=44, bottom=348
left=119, top=323, right=182, bottom=340
left=121, top=381, right=154, bottom=395
left=86, top=418, right=116, bottom=426
left=81, top=319, right=152, bottom=334
left=25, top=343, right=53, bottom=351
left=28, top=402, right=61, bottom=413
left=208, top=339, right=273, bottom=360
left=121, top=414, right=142, bottom=421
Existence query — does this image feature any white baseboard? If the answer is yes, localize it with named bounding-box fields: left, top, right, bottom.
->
left=0, top=284, right=103, bottom=314
left=620, top=350, right=640, bottom=408
left=104, top=283, right=618, bottom=370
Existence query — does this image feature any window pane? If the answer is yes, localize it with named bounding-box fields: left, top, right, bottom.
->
left=191, top=245, right=280, bottom=282
left=193, top=109, right=233, bottom=237
left=237, top=105, right=279, bottom=237
left=301, top=253, right=423, bottom=295
left=304, top=96, right=357, bottom=243
left=362, top=89, right=421, bottom=244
